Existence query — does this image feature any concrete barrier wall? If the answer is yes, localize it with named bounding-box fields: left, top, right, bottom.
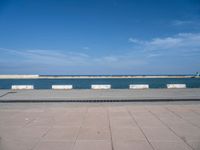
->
left=91, top=84, right=111, bottom=89
left=11, top=85, right=34, bottom=90
left=52, top=85, right=73, bottom=90
left=8, top=84, right=188, bottom=90
left=129, top=84, right=149, bottom=89
left=167, top=84, right=186, bottom=89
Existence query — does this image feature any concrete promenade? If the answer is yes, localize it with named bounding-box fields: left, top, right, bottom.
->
left=0, top=102, right=200, bottom=150
left=0, top=89, right=200, bottom=102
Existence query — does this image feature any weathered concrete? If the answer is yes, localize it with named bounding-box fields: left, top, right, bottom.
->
left=0, top=89, right=200, bottom=102
left=129, top=84, right=149, bottom=89
left=52, top=85, right=73, bottom=90
left=91, top=85, right=111, bottom=90
left=167, top=84, right=186, bottom=89
left=0, top=91, right=10, bottom=97
left=11, top=85, right=34, bottom=90
left=0, top=102, right=200, bottom=150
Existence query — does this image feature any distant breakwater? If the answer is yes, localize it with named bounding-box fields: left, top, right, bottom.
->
left=0, top=75, right=199, bottom=79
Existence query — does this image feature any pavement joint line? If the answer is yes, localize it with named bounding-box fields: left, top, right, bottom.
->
left=29, top=122, right=53, bottom=150
left=149, top=109, right=195, bottom=150
left=29, top=112, right=54, bottom=150
left=0, top=91, right=17, bottom=98
left=164, top=107, right=200, bottom=129
left=28, top=124, right=53, bottom=150
left=107, top=107, right=114, bottom=150
left=72, top=106, right=89, bottom=150
left=30, top=134, right=46, bottom=150
left=126, top=107, right=156, bottom=150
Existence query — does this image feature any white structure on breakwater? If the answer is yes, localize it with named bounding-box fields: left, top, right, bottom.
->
left=129, top=84, right=149, bottom=89
left=52, top=85, right=73, bottom=90
left=167, top=84, right=186, bottom=88
left=11, top=85, right=34, bottom=90
left=91, top=84, right=111, bottom=89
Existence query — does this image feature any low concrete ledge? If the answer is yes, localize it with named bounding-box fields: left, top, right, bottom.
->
left=11, top=85, right=34, bottom=90
left=129, top=84, right=149, bottom=89
left=52, top=85, right=73, bottom=90
left=91, top=84, right=111, bottom=89
left=1, top=89, right=200, bottom=102
left=167, top=84, right=186, bottom=89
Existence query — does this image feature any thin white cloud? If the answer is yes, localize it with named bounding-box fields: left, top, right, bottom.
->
left=129, top=33, right=200, bottom=53
left=0, top=47, right=146, bottom=69
left=147, top=53, right=161, bottom=58
left=0, top=48, right=90, bottom=66
left=82, top=47, right=89, bottom=50
left=171, top=20, right=194, bottom=26
left=128, top=38, right=144, bottom=44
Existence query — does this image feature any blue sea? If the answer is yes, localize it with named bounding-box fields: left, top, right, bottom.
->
left=0, top=78, right=200, bottom=89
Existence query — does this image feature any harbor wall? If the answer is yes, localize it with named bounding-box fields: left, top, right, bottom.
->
left=0, top=75, right=39, bottom=79
left=0, top=74, right=198, bottom=79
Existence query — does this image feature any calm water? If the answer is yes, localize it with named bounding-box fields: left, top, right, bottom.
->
left=0, top=78, right=200, bottom=89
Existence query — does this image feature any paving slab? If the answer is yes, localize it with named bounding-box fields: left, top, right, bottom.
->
left=150, top=141, right=192, bottom=150
left=82, top=117, right=109, bottom=128
left=53, top=116, right=83, bottom=127
left=34, top=141, right=74, bottom=150
left=111, top=127, right=146, bottom=141
left=110, top=117, right=137, bottom=128
left=77, top=127, right=110, bottom=140
left=43, top=127, right=79, bottom=141
left=0, top=138, right=39, bottom=150
left=134, top=116, right=167, bottom=128
left=109, top=111, right=130, bottom=118
left=113, top=140, right=153, bottom=150
left=142, top=127, right=182, bottom=142
left=27, top=117, right=54, bottom=127
left=169, top=124, right=200, bottom=141
left=73, top=140, right=112, bottom=150
left=157, top=116, right=188, bottom=126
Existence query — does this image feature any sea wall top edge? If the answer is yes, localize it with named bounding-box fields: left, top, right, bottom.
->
left=0, top=74, right=199, bottom=79
left=0, top=75, right=39, bottom=79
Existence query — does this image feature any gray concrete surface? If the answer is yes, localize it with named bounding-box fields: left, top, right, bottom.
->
left=0, top=91, right=11, bottom=97
left=0, top=102, right=200, bottom=150
left=0, top=89, right=200, bottom=102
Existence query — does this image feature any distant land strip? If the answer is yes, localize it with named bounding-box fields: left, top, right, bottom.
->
left=0, top=75, right=199, bottom=79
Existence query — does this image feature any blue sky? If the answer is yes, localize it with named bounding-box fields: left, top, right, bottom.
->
left=0, top=0, right=200, bottom=75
